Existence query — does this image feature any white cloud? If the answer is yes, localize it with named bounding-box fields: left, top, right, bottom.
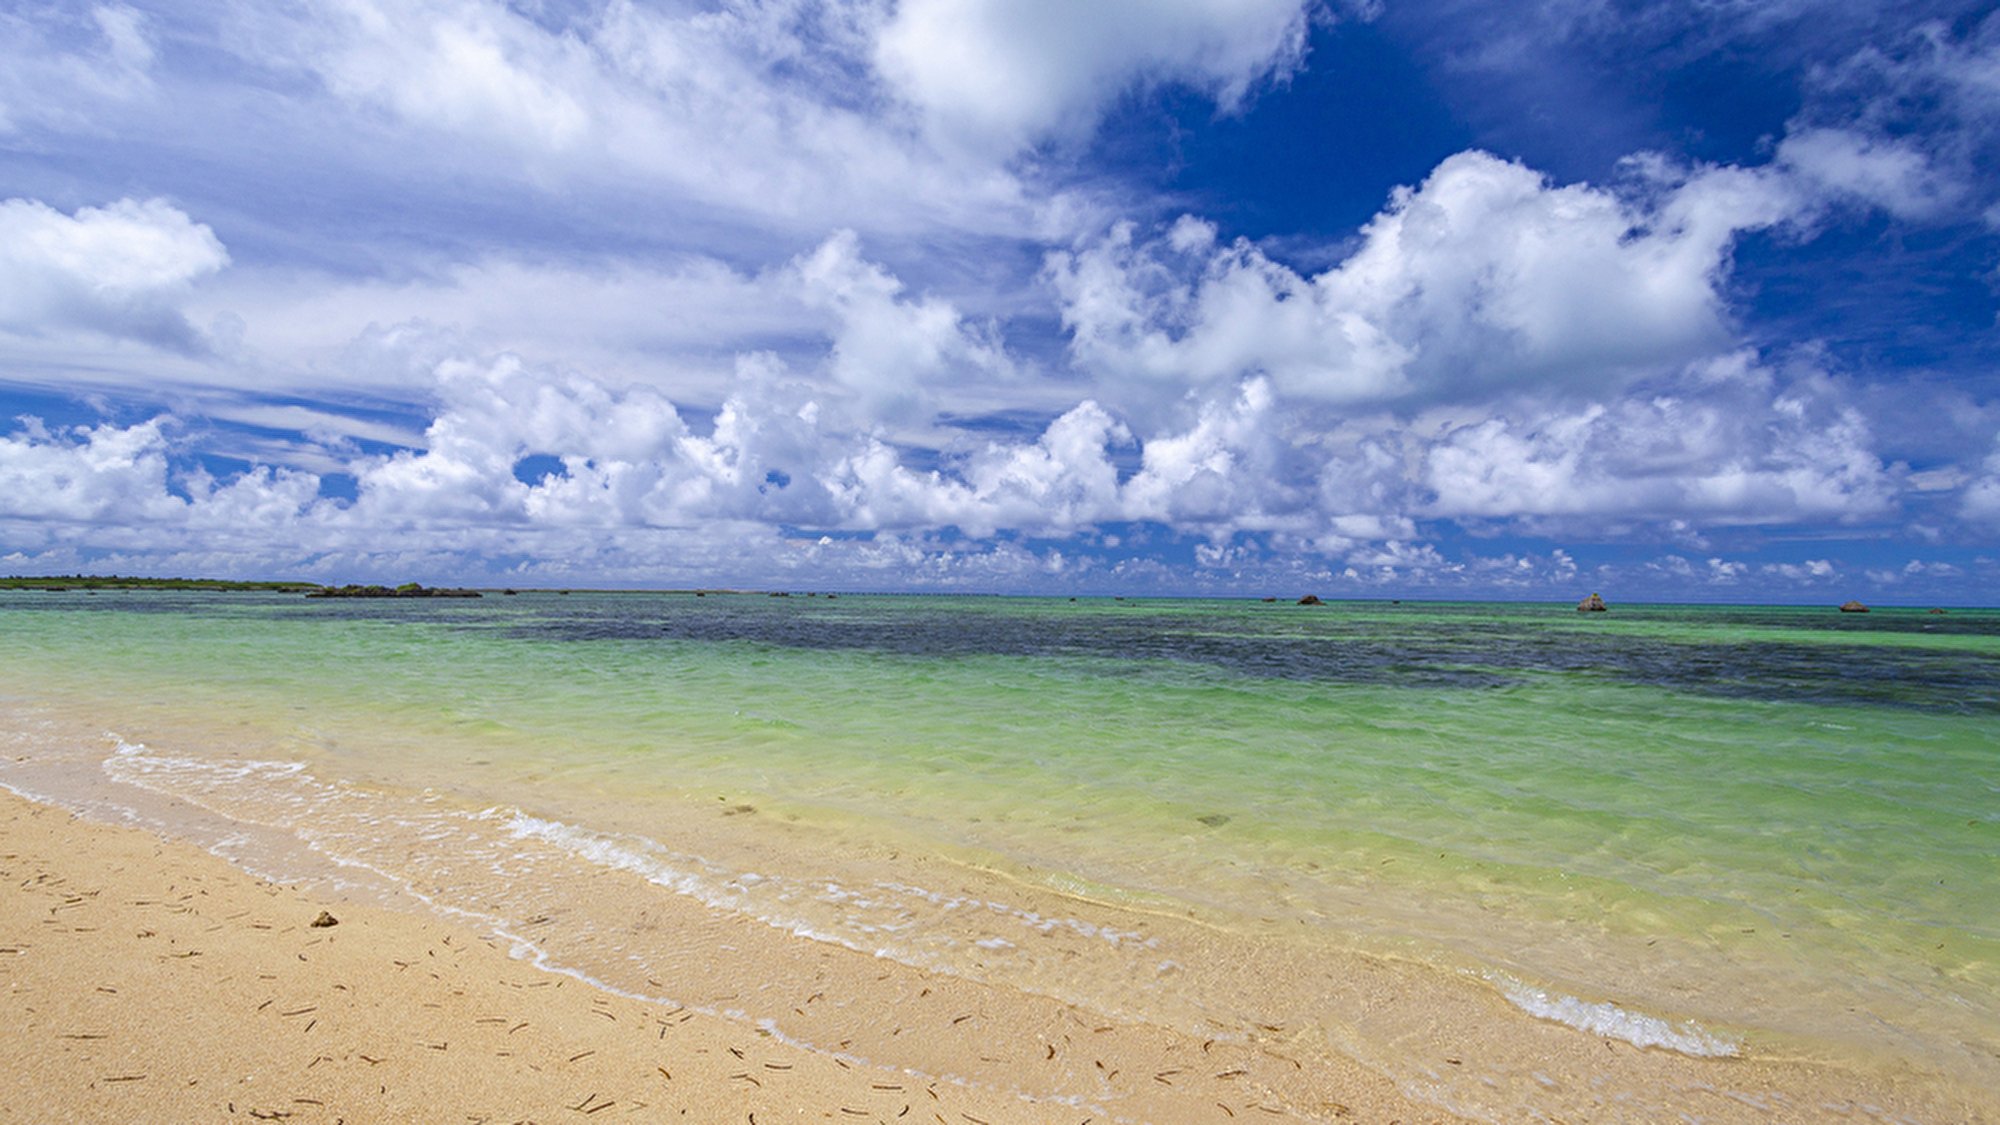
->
left=356, top=351, right=694, bottom=524
left=0, top=417, right=189, bottom=525
left=821, top=397, right=1130, bottom=537
left=1865, top=558, right=1965, bottom=584
left=1705, top=557, right=1748, bottom=583
left=0, top=197, right=229, bottom=350
left=202, top=404, right=426, bottom=451
left=307, top=0, right=592, bottom=150
left=874, top=0, right=1317, bottom=153
left=948, top=400, right=1131, bottom=534
left=818, top=376, right=1329, bottom=542
left=186, top=254, right=793, bottom=400
left=0, top=147, right=1962, bottom=591
left=1119, top=376, right=1290, bottom=528
left=1050, top=151, right=1800, bottom=410
left=1962, top=439, right=2000, bottom=526
left=1760, top=558, right=1837, bottom=582
left=1787, top=13, right=2000, bottom=223
left=1777, top=128, right=1957, bottom=219
left=1, top=2, right=1994, bottom=598
left=1422, top=374, right=1897, bottom=526
left=217, top=0, right=1039, bottom=237
left=180, top=231, right=1027, bottom=415
left=792, top=230, right=1014, bottom=421
left=0, top=371, right=1987, bottom=599
left=0, top=3, right=156, bottom=133
left=1906, top=466, right=1969, bottom=492
left=0, top=331, right=1934, bottom=587
left=1339, top=539, right=1453, bottom=579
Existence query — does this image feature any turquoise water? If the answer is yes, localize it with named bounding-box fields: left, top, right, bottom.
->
left=2, top=589, right=1996, bottom=1120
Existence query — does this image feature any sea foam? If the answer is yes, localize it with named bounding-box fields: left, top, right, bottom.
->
left=1492, top=974, right=1739, bottom=1057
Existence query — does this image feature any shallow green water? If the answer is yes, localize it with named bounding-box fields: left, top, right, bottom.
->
left=3, top=589, right=1996, bottom=1114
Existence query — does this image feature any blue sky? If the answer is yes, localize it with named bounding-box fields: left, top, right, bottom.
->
left=3, top=0, right=1999, bottom=600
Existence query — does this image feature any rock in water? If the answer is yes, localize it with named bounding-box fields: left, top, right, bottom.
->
left=1577, top=593, right=1608, bottom=612
left=1839, top=600, right=1869, bottom=613
left=1297, top=594, right=1323, bottom=606
left=307, top=583, right=483, bottom=599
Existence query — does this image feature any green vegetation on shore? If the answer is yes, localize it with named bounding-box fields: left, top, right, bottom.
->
left=306, top=583, right=482, bottom=598
left=0, top=575, right=321, bottom=592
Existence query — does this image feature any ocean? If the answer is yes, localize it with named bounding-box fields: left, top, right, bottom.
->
left=2, top=589, right=1995, bottom=1122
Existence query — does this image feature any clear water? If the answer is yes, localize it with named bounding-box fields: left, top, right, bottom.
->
left=2, top=589, right=1995, bottom=1121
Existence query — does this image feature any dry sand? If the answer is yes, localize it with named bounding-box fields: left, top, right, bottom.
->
left=0, top=789, right=1461, bottom=1124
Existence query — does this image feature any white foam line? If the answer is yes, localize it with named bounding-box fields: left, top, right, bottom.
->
left=497, top=811, right=1167, bottom=976
left=874, top=880, right=1156, bottom=948
left=1491, top=974, right=1740, bottom=1058
left=496, top=811, right=905, bottom=960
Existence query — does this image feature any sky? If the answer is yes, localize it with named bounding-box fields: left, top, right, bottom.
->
left=3, top=0, right=1999, bottom=601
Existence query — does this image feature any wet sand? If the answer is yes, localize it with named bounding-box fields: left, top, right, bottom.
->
left=0, top=789, right=1460, bottom=1124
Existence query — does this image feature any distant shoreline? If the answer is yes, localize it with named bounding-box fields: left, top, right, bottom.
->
left=0, top=575, right=320, bottom=592
left=0, top=576, right=1984, bottom=609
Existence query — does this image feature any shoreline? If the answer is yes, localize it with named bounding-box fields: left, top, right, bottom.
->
left=5, top=583, right=1992, bottom=610
left=6, top=744, right=1994, bottom=1125
left=0, top=786, right=1460, bottom=1124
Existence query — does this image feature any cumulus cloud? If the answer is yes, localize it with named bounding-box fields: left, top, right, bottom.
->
left=358, top=352, right=698, bottom=525
left=792, top=230, right=1014, bottom=420
left=0, top=133, right=1973, bottom=596
left=1118, top=376, right=1289, bottom=528
left=0, top=177, right=1942, bottom=590
left=0, top=371, right=1978, bottom=601
left=0, top=345, right=1343, bottom=572
left=1760, top=558, right=1838, bottom=582
left=1421, top=368, right=1897, bottom=527
left=816, top=377, right=1338, bottom=543
left=874, top=0, right=1318, bottom=153
left=827, top=398, right=1131, bottom=536
left=1864, top=558, right=1964, bottom=584
left=0, top=416, right=189, bottom=527
left=1049, top=152, right=1800, bottom=411
left=1644, top=555, right=1752, bottom=586
left=0, top=345, right=1921, bottom=589
left=0, top=196, right=229, bottom=350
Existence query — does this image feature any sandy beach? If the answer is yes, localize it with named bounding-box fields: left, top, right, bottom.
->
left=0, top=788, right=1461, bottom=1124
